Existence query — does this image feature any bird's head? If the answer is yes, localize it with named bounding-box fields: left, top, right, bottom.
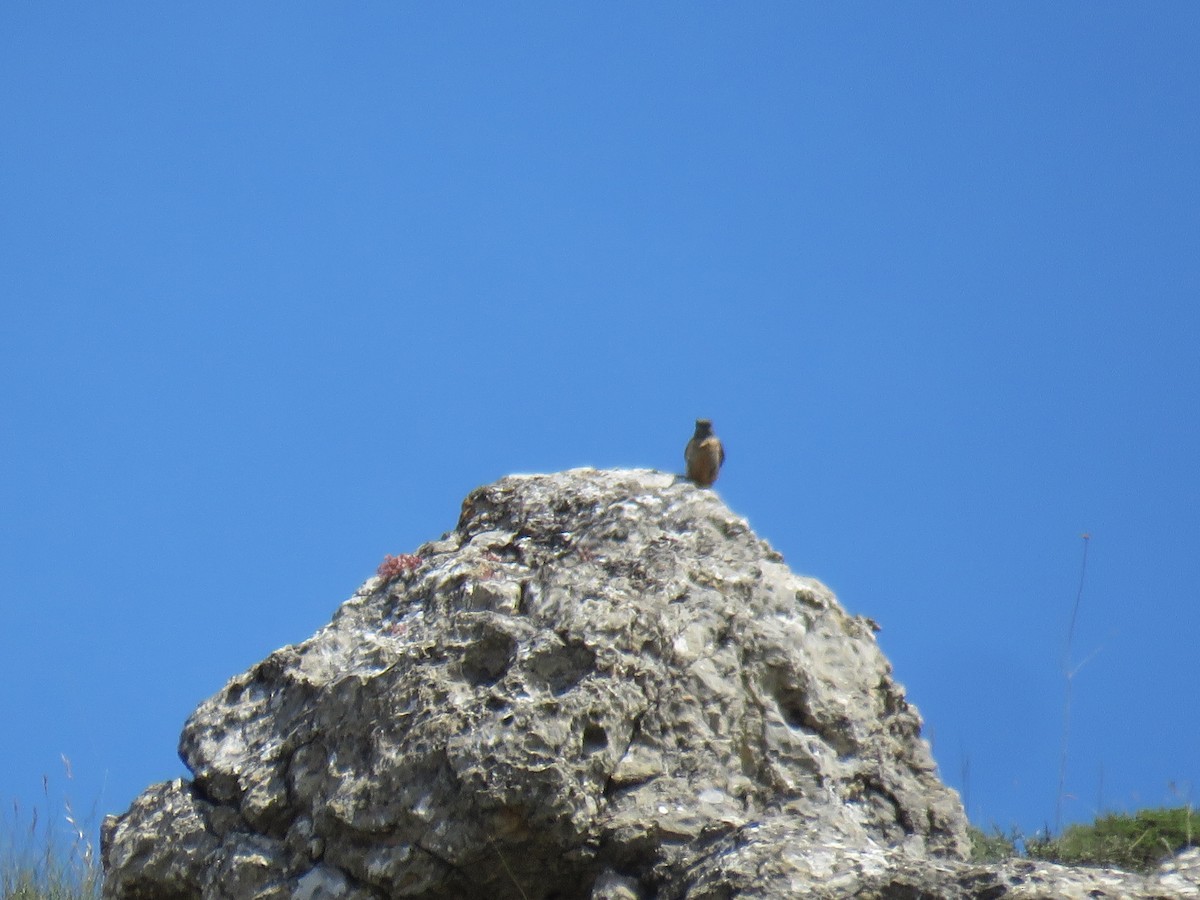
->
left=693, top=419, right=714, bottom=436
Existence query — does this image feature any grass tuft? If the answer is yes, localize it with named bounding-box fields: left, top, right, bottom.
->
left=971, top=806, right=1198, bottom=874
left=1026, top=805, right=1197, bottom=873
left=2, top=760, right=101, bottom=900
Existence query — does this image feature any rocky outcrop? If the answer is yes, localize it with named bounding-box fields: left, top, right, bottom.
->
left=101, top=468, right=1198, bottom=898
left=671, top=819, right=1200, bottom=898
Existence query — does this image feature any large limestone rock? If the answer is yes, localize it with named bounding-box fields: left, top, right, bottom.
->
left=100, top=469, right=1196, bottom=898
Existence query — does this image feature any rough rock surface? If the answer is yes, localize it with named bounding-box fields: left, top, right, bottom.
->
left=101, top=468, right=1198, bottom=898
left=671, top=817, right=1200, bottom=898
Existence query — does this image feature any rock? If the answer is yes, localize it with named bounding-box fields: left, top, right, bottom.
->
left=1159, top=848, right=1200, bottom=898
left=671, top=818, right=1200, bottom=898
left=100, top=468, right=1198, bottom=898
left=101, top=779, right=218, bottom=898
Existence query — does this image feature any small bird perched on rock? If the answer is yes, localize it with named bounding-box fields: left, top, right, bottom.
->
left=684, top=419, right=725, bottom=487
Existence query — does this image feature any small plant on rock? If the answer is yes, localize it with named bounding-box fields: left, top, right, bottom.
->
left=968, top=825, right=1020, bottom=863
left=377, top=553, right=422, bottom=581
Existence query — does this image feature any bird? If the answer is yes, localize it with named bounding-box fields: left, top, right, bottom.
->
left=684, top=419, right=725, bottom=487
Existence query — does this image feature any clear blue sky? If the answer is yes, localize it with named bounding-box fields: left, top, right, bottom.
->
left=3, top=5, right=1197, bottom=842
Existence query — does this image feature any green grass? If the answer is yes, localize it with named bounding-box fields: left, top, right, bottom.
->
left=1, top=832, right=101, bottom=900
left=1, top=866, right=100, bottom=900
left=2, top=769, right=101, bottom=900
left=971, top=805, right=1198, bottom=874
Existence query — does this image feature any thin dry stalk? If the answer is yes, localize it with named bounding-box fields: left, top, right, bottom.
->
left=488, top=836, right=531, bottom=900
left=1055, top=533, right=1091, bottom=834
